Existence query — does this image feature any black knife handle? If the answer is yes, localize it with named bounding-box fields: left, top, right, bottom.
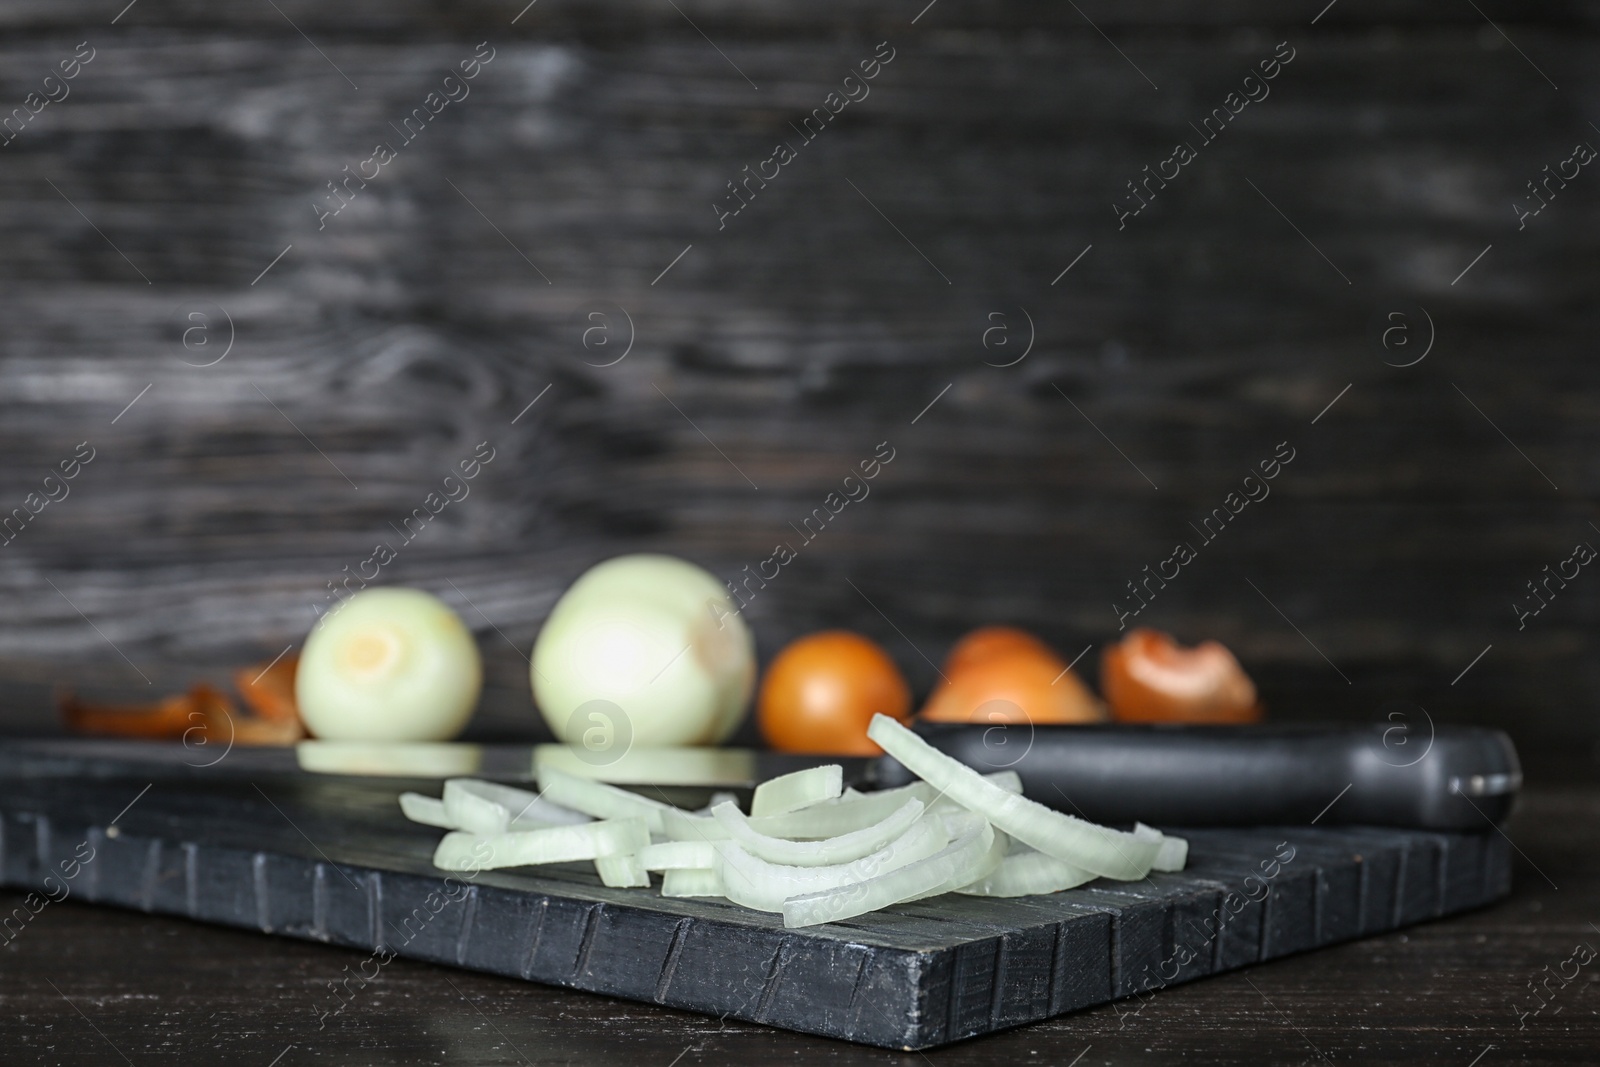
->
left=874, top=721, right=1520, bottom=831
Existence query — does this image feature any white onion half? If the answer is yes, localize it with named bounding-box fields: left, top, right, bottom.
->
left=297, top=587, right=482, bottom=742
left=531, top=555, right=756, bottom=747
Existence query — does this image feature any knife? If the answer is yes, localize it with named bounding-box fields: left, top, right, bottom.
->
left=7, top=720, right=1519, bottom=831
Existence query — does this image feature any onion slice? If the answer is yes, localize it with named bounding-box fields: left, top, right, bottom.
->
left=595, top=853, right=651, bottom=888
left=399, top=792, right=453, bottom=828
left=639, top=840, right=717, bottom=870
left=958, top=847, right=1096, bottom=897
left=867, top=714, right=1160, bottom=880
left=716, top=817, right=950, bottom=913
left=537, top=767, right=674, bottom=834
left=750, top=764, right=844, bottom=817
left=782, top=816, right=999, bottom=928
left=661, top=867, right=724, bottom=898
left=711, top=797, right=926, bottom=867
left=660, top=807, right=728, bottom=842
left=439, top=778, right=591, bottom=835
left=745, top=772, right=1018, bottom=840
left=1135, top=822, right=1189, bottom=872
left=432, top=817, right=649, bottom=871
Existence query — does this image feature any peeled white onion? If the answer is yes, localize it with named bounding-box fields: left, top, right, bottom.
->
left=297, top=587, right=481, bottom=741
left=531, top=554, right=755, bottom=747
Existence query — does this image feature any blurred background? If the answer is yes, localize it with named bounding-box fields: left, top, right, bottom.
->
left=0, top=1, right=1593, bottom=768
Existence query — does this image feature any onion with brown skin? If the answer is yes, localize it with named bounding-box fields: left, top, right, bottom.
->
left=920, top=627, right=1103, bottom=725
left=1102, top=628, right=1261, bottom=723
left=759, top=631, right=912, bottom=755
left=942, top=626, right=1056, bottom=677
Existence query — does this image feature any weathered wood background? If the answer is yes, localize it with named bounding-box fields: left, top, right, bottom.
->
left=0, top=1, right=1595, bottom=755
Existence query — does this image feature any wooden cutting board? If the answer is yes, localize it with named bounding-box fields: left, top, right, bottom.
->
left=0, top=745, right=1510, bottom=1050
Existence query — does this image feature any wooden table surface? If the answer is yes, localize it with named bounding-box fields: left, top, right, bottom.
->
left=1, top=783, right=1593, bottom=1067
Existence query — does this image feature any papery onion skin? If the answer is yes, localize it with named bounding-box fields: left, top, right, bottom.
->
left=532, top=555, right=755, bottom=747
left=1103, top=628, right=1260, bottom=724
left=297, top=587, right=481, bottom=742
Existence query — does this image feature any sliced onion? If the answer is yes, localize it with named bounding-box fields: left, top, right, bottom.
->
left=595, top=853, right=651, bottom=888
left=745, top=773, right=1017, bottom=841
left=442, top=779, right=514, bottom=834
left=639, top=840, right=717, bottom=870
left=661, top=867, right=725, bottom=897
left=750, top=764, right=843, bottom=818
left=439, top=778, right=591, bottom=835
left=711, top=797, right=926, bottom=867
left=537, top=767, right=674, bottom=834
left=867, top=713, right=1160, bottom=880
left=958, top=846, right=1096, bottom=897
left=432, top=817, right=649, bottom=871
left=716, top=816, right=949, bottom=913
left=399, top=792, right=452, bottom=828
left=1135, top=822, right=1189, bottom=872
left=782, top=816, right=999, bottom=928
left=660, top=806, right=728, bottom=842
left=747, top=781, right=935, bottom=839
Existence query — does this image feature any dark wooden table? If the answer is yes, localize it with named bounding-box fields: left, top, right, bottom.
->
left=2, top=783, right=1593, bottom=1066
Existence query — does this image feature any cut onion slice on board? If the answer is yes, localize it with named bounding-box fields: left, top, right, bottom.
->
left=745, top=772, right=1018, bottom=841
left=660, top=807, right=729, bottom=842
left=639, top=840, right=717, bottom=870
left=432, top=817, right=649, bottom=871
left=867, top=714, right=1161, bottom=880
left=537, top=767, right=674, bottom=834
left=399, top=792, right=453, bottom=828
left=750, top=764, right=843, bottom=817
left=958, top=846, right=1096, bottom=897
left=782, top=816, right=1000, bottom=928
left=1135, top=822, right=1189, bottom=872
left=661, top=867, right=725, bottom=897
left=717, top=816, right=950, bottom=913
left=595, top=853, right=651, bottom=888
left=439, top=779, right=591, bottom=835
left=711, top=797, right=926, bottom=867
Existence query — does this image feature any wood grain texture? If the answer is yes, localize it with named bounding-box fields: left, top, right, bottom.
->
left=0, top=3, right=1595, bottom=753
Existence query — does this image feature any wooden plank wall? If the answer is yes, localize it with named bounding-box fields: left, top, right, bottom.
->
left=0, top=1, right=1594, bottom=754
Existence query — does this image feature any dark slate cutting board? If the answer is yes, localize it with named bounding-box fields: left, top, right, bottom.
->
left=0, top=751, right=1511, bottom=1050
